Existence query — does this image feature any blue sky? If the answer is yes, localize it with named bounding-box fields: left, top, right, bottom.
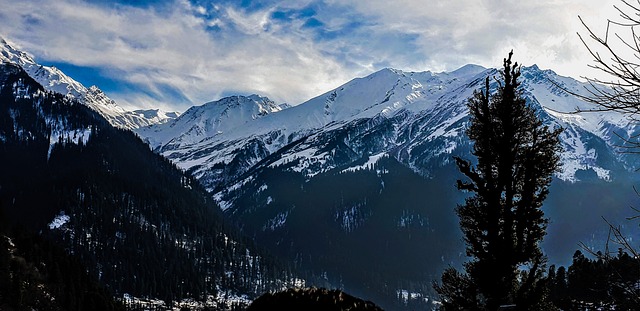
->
left=0, top=0, right=620, bottom=111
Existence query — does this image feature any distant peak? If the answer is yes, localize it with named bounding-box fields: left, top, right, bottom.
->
left=450, top=64, right=486, bottom=76
left=521, top=64, right=559, bottom=80
left=212, top=94, right=273, bottom=105
left=247, top=94, right=268, bottom=101
left=0, top=37, right=36, bottom=66
left=386, top=68, right=403, bottom=74
left=197, top=94, right=284, bottom=117
left=377, top=68, right=404, bottom=75
left=362, top=68, right=405, bottom=81
left=522, top=64, right=553, bottom=74
left=0, top=36, right=15, bottom=49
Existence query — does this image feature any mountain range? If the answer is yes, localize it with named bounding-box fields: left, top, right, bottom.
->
left=138, top=64, right=639, bottom=188
left=3, top=37, right=640, bottom=310
left=0, top=42, right=310, bottom=310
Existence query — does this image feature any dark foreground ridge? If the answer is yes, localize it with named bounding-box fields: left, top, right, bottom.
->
left=247, top=287, right=384, bottom=311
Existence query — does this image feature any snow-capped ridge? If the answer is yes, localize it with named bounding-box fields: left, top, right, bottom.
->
left=135, top=94, right=286, bottom=149
left=135, top=65, right=497, bottom=190
left=449, top=64, right=487, bottom=77
left=137, top=63, right=639, bottom=192
left=11, top=28, right=626, bottom=186
left=133, top=109, right=181, bottom=123
left=2, top=37, right=86, bottom=99
left=1, top=37, right=36, bottom=66
left=200, top=94, right=283, bottom=119
left=1, top=36, right=175, bottom=130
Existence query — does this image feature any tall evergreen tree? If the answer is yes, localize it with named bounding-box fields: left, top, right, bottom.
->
left=434, top=51, right=562, bottom=310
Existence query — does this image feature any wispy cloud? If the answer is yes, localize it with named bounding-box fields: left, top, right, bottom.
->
left=0, top=0, right=617, bottom=111
left=0, top=0, right=352, bottom=110
left=315, top=0, right=615, bottom=73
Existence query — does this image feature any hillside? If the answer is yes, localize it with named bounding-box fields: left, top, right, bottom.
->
left=0, top=62, right=304, bottom=309
left=135, top=64, right=640, bottom=310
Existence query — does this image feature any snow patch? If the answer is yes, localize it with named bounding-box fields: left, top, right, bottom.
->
left=263, top=211, right=289, bottom=231
left=555, top=126, right=611, bottom=182
left=426, top=112, right=466, bottom=140
left=121, top=291, right=252, bottom=310
left=397, top=210, right=428, bottom=228
left=335, top=203, right=369, bottom=232
left=269, top=147, right=335, bottom=177
left=48, top=126, right=92, bottom=160
left=212, top=176, right=255, bottom=211
left=48, top=212, right=70, bottom=229
left=213, top=191, right=232, bottom=211
left=342, top=153, right=387, bottom=173
left=397, top=289, right=430, bottom=304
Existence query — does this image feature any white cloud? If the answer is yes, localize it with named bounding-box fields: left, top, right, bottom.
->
left=330, top=0, right=619, bottom=78
left=0, top=0, right=622, bottom=111
left=0, top=0, right=352, bottom=111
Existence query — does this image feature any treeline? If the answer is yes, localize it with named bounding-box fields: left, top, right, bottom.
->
left=433, top=52, right=640, bottom=310
left=0, top=226, right=125, bottom=311
left=548, top=249, right=640, bottom=310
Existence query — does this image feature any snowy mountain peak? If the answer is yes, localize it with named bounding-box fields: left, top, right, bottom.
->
left=378, top=67, right=404, bottom=75
left=1, top=37, right=86, bottom=99
left=362, top=67, right=406, bottom=81
left=0, top=37, right=177, bottom=129
left=133, top=109, right=180, bottom=121
left=520, top=65, right=557, bottom=83
left=293, top=64, right=489, bottom=124
left=202, top=94, right=283, bottom=118
left=451, top=64, right=486, bottom=76
left=1, top=37, right=36, bottom=66
left=135, top=94, right=286, bottom=149
left=195, top=95, right=285, bottom=124
left=136, top=62, right=640, bottom=192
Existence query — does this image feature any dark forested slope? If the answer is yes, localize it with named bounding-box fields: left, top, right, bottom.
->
left=0, top=63, right=298, bottom=309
